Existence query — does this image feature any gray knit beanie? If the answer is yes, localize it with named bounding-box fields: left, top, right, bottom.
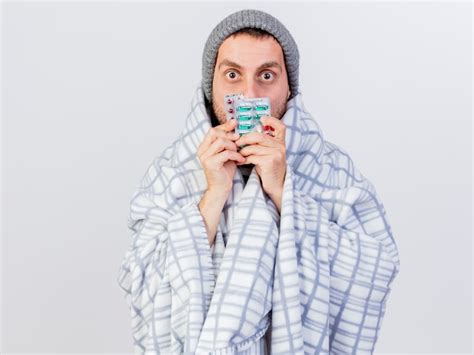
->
left=201, top=9, right=300, bottom=104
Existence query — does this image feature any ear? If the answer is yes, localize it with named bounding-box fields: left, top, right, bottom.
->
left=287, top=90, right=291, bottom=99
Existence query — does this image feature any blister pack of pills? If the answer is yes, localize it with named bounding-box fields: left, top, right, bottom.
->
left=224, top=93, right=273, bottom=137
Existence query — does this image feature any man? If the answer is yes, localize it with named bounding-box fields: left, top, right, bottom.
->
left=118, top=9, right=401, bottom=355
left=198, top=25, right=292, bottom=248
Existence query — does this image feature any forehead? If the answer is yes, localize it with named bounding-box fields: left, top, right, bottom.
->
left=215, top=34, right=285, bottom=69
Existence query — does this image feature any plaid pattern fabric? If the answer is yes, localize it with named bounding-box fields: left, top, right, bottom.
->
left=117, top=85, right=401, bottom=354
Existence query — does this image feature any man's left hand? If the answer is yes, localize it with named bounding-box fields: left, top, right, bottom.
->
left=236, top=115, right=287, bottom=211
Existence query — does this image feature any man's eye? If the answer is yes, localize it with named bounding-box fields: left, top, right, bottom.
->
left=226, top=71, right=239, bottom=80
left=261, top=72, right=274, bottom=80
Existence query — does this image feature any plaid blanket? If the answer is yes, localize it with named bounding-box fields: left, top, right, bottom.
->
left=118, top=85, right=401, bottom=354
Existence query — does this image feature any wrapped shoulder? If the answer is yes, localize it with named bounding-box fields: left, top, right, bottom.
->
left=128, top=142, right=181, bottom=229
left=320, top=140, right=367, bottom=189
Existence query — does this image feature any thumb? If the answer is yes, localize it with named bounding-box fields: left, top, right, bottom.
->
left=217, top=118, right=236, bottom=132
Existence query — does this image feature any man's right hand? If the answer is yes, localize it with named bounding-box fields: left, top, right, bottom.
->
left=197, top=118, right=244, bottom=247
left=197, top=118, right=245, bottom=195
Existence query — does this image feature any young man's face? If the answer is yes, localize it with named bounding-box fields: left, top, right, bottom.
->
left=211, top=33, right=291, bottom=125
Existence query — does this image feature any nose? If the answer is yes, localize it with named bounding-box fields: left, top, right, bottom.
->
left=243, top=78, right=259, bottom=98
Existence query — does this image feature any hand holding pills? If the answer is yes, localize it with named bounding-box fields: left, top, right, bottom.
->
left=197, top=118, right=244, bottom=195
left=224, top=93, right=286, bottom=206
left=235, top=115, right=287, bottom=209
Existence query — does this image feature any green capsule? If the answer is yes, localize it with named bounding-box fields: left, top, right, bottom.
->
left=255, top=105, right=269, bottom=111
left=237, top=114, right=253, bottom=121
left=237, top=105, right=252, bottom=112
left=238, top=123, right=253, bottom=130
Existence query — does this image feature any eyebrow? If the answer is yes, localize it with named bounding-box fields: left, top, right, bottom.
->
left=218, top=59, right=282, bottom=72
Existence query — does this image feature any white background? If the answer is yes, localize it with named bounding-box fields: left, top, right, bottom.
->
left=1, top=1, right=472, bottom=353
